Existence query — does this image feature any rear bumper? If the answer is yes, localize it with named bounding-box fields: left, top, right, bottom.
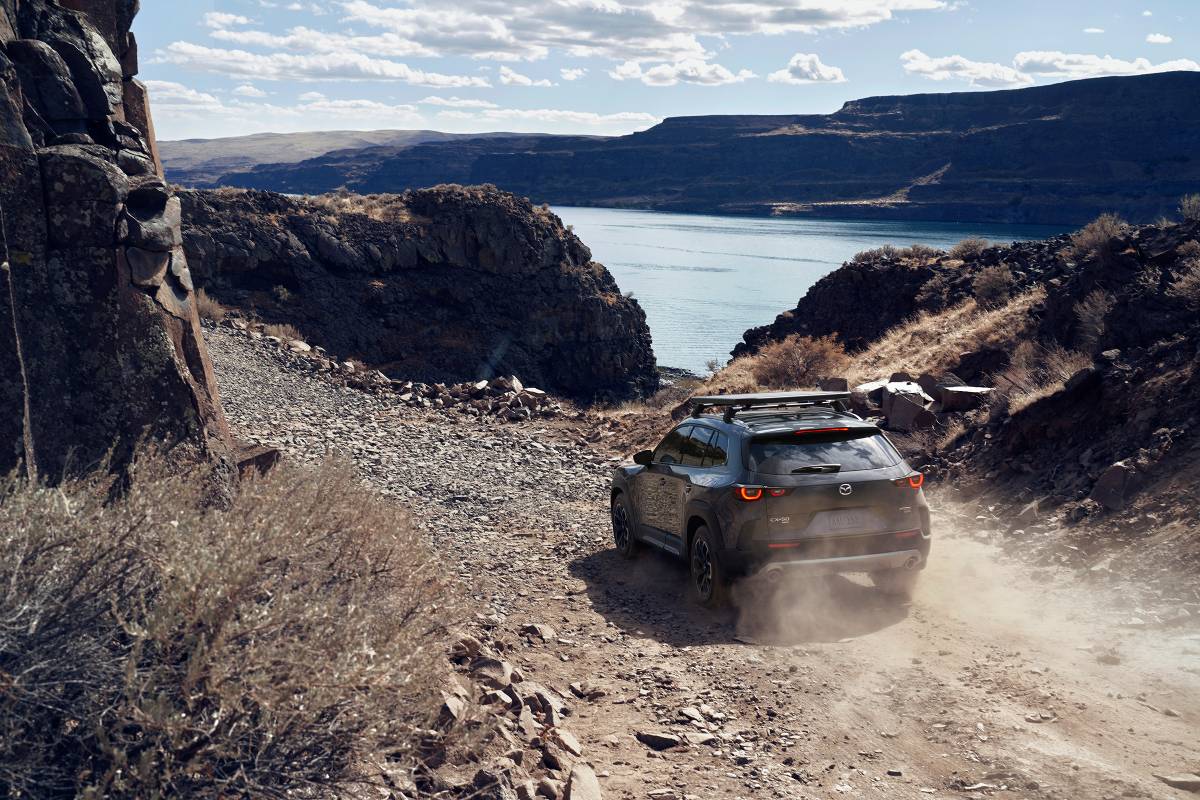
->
left=759, top=548, right=924, bottom=576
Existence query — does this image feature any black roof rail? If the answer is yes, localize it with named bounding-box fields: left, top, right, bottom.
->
left=689, top=391, right=853, bottom=422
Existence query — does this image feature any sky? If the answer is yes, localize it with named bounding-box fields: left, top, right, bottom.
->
left=135, top=1, right=1198, bottom=141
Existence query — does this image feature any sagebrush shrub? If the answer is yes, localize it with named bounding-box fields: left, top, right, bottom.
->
left=1068, top=213, right=1127, bottom=265
left=749, top=334, right=850, bottom=389
left=263, top=321, right=303, bottom=341
left=949, top=237, right=989, bottom=260
left=0, top=457, right=454, bottom=799
left=972, top=264, right=1014, bottom=306
left=195, top=288, right=226, bottom=322
left=1179, top=193, right=1200, bottom=222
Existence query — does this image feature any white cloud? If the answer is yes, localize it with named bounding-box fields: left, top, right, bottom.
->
left=298, top=90, right=326, bottom=101
left=419, top=95, right=499, bottom=108
left=560, top=67, right=588, bottom=81
left=1142, top=9, right=1153, bottom=16
left=339, top=0, right=946, bottom=64
left=609, top=58, right=755, bottom=86
left=900, top=49, right=1033, bottom=87
left=155, top=41, right=491, bottom=87
left=1146, top=33, right=1172, bottom=44
left=767, top=53, right=846, bottom=84
left=233, top=83, right=268, bottom=97
left=498, top=65, right=554, bottom=87
left=202, top=12, right=251, bottom=29
left=474, top=108, right=658, bottom=127
left=144, top=80, right=223, bottom=108
left=1083, top=27, right=1104, bottom=34
left=1013, top=50, right=1200, bottom=78
left=209, top=25, right=436, bottom=59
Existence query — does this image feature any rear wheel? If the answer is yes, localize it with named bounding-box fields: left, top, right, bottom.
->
left=611, top=494, right=639, bottom=558
left=872, top=568, right=920, bottom=599
left=689, top=525, right=728, bottom=608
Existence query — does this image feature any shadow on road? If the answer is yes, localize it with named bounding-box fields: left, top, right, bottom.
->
left=569, top=546, right=910, bottom=647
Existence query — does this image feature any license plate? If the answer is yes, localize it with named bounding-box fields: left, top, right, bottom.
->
left=827, top=510, right=866, bottom=530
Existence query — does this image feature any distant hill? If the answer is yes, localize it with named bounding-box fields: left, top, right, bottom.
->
left=165, top=72, right=1200, bottom=225
left=160, top=129, right=532, bottom=186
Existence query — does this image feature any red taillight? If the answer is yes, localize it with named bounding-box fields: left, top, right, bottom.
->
left=893, top=472, right=924, bottom=489
left=736, top=486, right=763, bottom=502
left=795, top=427, right=850, bottom=435
left=767, top=488, right=789, bottom=497
left=767, top=542, right=801, bottom=549
left=895, top=529, right=921, bottom=539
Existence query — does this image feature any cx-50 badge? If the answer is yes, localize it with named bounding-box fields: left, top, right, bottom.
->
left=839, top=484, right=853, bottom=496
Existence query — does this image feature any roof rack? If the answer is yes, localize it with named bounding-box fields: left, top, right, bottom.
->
left=690, top=391, right=853, bottom=422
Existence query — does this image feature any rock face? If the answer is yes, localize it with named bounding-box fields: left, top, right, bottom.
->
left=179, top=186, right=659, bottom=399
left=0, top=0, right=231, bottom=478
left=188, top=72, right=1200, bottom=226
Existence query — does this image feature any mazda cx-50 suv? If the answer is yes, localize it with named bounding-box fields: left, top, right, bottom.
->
left=609, top=391, right=931, bottom=606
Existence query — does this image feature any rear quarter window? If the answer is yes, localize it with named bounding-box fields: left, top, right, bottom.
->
left=748, top=433, right=900, bottom=475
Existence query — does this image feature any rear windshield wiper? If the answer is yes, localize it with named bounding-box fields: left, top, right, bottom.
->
left=791, top=464, right=841, bottom=474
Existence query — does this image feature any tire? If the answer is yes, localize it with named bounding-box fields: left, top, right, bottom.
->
left=872, top=568, right=920, bottom=599
left=689, top=525, right=728, bottom=608
left=611, top=493, right=639, bottom=558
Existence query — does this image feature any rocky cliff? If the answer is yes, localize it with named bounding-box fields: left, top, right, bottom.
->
left=0, top=0, right=231, bottom=479
left=179, top=186, right=659, bottom=399
left=187, top=72, right=1200, bottom=226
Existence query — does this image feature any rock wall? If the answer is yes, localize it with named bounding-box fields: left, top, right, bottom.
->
left=179, top=186, right=659, bottom=400
left=0, top=0, right=231, bottom=479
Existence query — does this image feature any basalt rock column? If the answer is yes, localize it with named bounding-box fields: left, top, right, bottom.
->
left=0, top=0, right=232, bottom=480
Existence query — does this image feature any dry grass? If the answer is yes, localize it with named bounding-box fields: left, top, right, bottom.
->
left=706, top=335, right=849, bottom=394
left=994, top=340, right=1092, bottom=414
left=1074, top=289, right=1115, bottom=353
left=309, top=188, right=413, bottom=224
left=949, top=237, right=989, bottom=260
left=845, top=288, right=1046, bottom=385
left=972, top=264, right=1014, bottom=307
left=0, top=457, right=455, bottom=799
left=1169, top=255, right=1200, bottom=309
left=1067, top=212, right=1127, bottom=266
left=1180, top=193, right=1200, bottom=222
left=263, top=322, right=303, bottom=341
left=195, top=288, right=226, bottom=322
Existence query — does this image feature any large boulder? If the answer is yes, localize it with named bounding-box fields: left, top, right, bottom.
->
left=179, top=186, right=660, bottom=400
left=0, top=0, right=232, bottom=480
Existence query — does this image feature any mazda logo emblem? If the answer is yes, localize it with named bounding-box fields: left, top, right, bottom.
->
left=839, top=484, right=853, bottom=496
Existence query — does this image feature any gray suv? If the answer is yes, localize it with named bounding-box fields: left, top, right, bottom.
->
left=609, top=391, right=931, bottom=606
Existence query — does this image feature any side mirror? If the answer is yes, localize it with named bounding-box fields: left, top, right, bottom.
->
left=633, top=450, right=654, bottom=466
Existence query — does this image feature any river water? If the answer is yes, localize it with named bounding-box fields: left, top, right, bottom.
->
left=553, top=206, right=1067, bottom=374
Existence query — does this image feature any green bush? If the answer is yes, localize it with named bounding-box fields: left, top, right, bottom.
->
left=0, top=457, right=454, bottom=799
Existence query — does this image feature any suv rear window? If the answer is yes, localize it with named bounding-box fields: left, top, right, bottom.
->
left=748, top=432, right=900, bottom=475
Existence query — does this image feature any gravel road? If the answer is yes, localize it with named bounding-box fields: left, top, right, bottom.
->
left=206, top=325, right=1200, bottom=800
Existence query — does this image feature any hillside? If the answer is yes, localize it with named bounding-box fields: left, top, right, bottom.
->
left=179, top=186, right=659, bottom=399
left=179, top=72, right=1200, bottom=225
left=161, top=129, right=539, bottom=186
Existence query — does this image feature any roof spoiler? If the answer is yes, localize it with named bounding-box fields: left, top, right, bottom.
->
left=690, top=391, right=853, bottom=422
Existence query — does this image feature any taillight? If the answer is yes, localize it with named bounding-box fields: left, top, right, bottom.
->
left=735, top=486, right=763, bottom=502
left=767, top=488, right=789, bottom=497
left=895, top=529, right=921, bottom=539
left=794, top=427, right=850, bottom=435
left=893, top=472, right=924, bottom=489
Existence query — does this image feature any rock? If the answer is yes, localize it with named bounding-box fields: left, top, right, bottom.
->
left=552, top=729, right=583, bottom=757
left=471, top=657, right=514, bottom=689
left=1090, top=461, right=1136, bottom=511
left=564, top=764, right=602, bottom=800
left=1154, top=773, right=1200, bottom=792
left=635, top=731, right=682, bottom=751
left=179, top=186, right=659, bottom=400
left=682, top=732, right=717, bottom=746
left=818, top=377, right=850, bottom=392
left=881, top=381, right=932, bottom=417
left=887, top=393, right=937, bottom=432
left=440, top=692, right=467, bottom=724
left=287, top=339, right=311, bottom=352
left=938, top=385, right=993, bottom=411
left=125, top=245, right=170, bottom=287
left=916, top=373, right=939, bottom=397
left=522, top=623, right=557, bottom=641
left=569, top=682, right=606, bottom=701
left=536, top=777, right=563, bottom=800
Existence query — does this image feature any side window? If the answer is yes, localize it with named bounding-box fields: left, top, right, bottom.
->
left=702, top=432, right=729, bottom=468
left=653, top=426, right=691, bottom=464
left=680, top=427, right=716, bottom=467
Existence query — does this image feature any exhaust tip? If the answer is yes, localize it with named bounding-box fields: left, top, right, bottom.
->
left=763, top=566, right=784, bottom=583
left=903, top=556, right=920, bottom=570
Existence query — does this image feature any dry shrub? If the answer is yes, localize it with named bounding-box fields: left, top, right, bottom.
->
left=1068, top=212, right=1127, bottom=265
left=1169, top=254, right=1200, bottom=309
left=972, top=264, right=1014, bottom=306
left=746, top=334, right=849, bottom=389
left=263, top=322, right=303, bottom=341
left=271, top=284, right=295, bottom=304
left=1179, top=193, right=1200, bottom=222
left=310, top=188, right=413, bottom=224
left=1073, top=289, right=1115, bottom=353
left=850, top=244, right=899, bottom=265
left=901, top=243, right=942, bottom=260
left=994, top=340, right=1092, bottom=414
left=195, top=288, right=226, bottom=322
left=0, top=457, right=453, bottom=799
left=949, top=237, right=989, bottom=260
left=847, top=287, right=1046, bottom=385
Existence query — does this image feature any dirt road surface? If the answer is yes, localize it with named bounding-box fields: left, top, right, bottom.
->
left=208, top=326, right=1200, bottom=800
